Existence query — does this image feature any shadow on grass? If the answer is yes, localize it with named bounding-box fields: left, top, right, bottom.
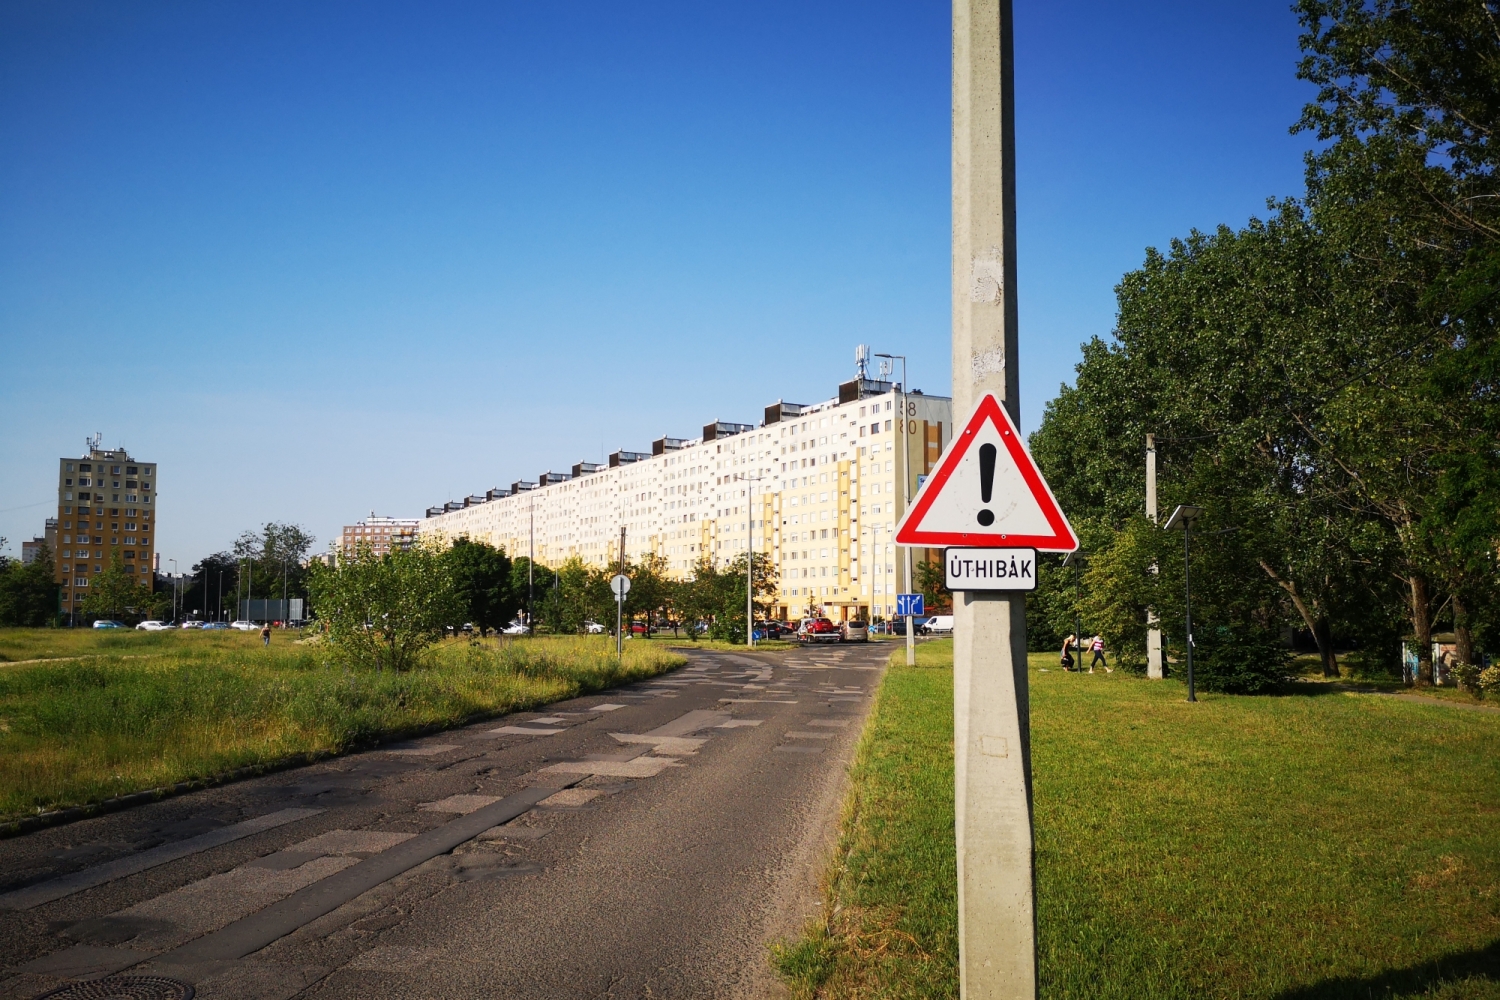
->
left=1272, top=939, right=1500, bottom=999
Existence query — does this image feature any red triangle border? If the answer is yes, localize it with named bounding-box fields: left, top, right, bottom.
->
left=894, top=394, right=1078, bottom=551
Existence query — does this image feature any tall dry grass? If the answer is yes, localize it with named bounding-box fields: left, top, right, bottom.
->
left=0, top=630, right=680, bottom=822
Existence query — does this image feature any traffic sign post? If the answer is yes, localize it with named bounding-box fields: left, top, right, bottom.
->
left=896, top=593, right=925, bottom=664
left=610, top=573, right=630, bottom=658
left=942, top=1, right=1076, bottom=993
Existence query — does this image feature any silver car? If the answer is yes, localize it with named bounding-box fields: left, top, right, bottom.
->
left=841, top=619, right=870, bottom=643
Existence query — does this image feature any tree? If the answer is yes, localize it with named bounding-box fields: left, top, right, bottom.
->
left=231, top=522, right=317, bottom=619
left=625, top=552, right=671, bottom=635
left=538, top=557, right=612, bottom=635
left=307, top=543, right=462, bottom=671
left=442, top=538, right=515, bottom=635
left=509, top=557, right=554, bottom=628
left=0, top=544, right=60, bottom=626
left=80, top=555, right=158, bottom=623
left=914, top=555, right=952, bottom=615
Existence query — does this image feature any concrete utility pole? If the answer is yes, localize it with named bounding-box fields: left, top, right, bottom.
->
left=952, top=0, right=1036, bottom=996
left=1146, top=434, right=1164, bottom=678
left=878, top=352, right=917, bottom=668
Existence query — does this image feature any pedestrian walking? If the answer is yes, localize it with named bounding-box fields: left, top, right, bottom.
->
left=1060, top=634, right=1076, bottom=670
left=1089, top=634, right=1111, bottom=673
left=261, top=624, right=271, bottom=647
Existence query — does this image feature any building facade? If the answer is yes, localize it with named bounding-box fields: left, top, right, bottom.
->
left=341, top=514, right=420, bottom=557
left=21, top=519, right=58, bottom=565
left=419, top=373, right=952, bottom=621
left=54, top=441, right=157, bottom=618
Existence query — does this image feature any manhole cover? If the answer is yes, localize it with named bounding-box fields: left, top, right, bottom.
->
left=33, top=976, right=194, bottom=1000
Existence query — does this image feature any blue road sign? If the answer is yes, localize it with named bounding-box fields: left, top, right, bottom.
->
left=896, top=593, right=924, bottom=617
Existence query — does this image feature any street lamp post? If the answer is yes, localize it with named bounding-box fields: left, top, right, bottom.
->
left=876, top=353, right=916, bottom=666
left=1062, top=549, right=1088, bottom=668
left=736, top=472, right=766, bottom=648
left=1164, top=504, right=1204, bottom=702
left=169, top=558, right=178, bottom=624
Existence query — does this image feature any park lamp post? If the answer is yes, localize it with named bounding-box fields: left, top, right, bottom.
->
left=1061, top=549, right=1088, bottom=666
left=1163, top=504, right=1204, bottom=702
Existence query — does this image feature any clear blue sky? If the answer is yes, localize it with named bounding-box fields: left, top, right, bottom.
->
left=0, top=1, right=1315, bottom=566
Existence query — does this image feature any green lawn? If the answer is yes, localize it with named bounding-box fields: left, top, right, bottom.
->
left=777, top=641, right=1500, bottom=999
left=0, top=630, right=682, bottom=826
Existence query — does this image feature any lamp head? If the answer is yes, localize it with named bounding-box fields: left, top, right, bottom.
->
left=1163, top=504, right=1204, bottom=531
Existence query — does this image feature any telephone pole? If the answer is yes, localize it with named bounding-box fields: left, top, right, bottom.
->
left=952, top=1, right=1036, bottom=995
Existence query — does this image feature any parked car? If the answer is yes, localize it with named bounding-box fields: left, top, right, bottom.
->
left=583, top=621, right=607, bottom=634
left=630, top=622, right=650, bottom=635
left=229, top=620, right=258, bottom=631
left=841, top=619, right=870, bottom=643
left=201, top=622, right=230, bottom=631
left=286, top=619, right=308, bottom=629
left=92, top=620, right=125, bottom=629
left=758, top=621, right=792, bottom=640
left=135, top=620, right=170, bottom=631
left=797, top=617, right=841, bottom=644
left=179, top=620, right=205, bottom=629
left=920, top=615, right=955, bottom=635
left=501, top=620, right=530, bottom=636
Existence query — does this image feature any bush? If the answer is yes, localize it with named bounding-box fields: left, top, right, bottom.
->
left=1192, top=625, right=1289, bottom=694
left=1478, top=665, right=1500, bottom=695
left=1452, top=660, right=1482, bottom=694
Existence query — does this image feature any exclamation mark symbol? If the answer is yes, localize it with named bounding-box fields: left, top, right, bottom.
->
left=977, top=443, right=996, bottom=526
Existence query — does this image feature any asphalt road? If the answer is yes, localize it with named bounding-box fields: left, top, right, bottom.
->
left=0, top=639, right=890, bottom=1000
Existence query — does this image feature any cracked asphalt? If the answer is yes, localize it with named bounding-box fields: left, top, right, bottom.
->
left=0, top=640, right=889, bottom=999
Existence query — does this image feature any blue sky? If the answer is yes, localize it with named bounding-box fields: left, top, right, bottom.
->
left=0, top=1, right=1315, bottom=565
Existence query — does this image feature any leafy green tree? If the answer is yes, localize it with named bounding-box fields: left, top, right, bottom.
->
left=913, top=556, right=951, bottom=616
left=0, top=545, right=61, bottom=626
left=539, top=557, right=613, bottom=635
left=230, top=522, right=316, bottom=618
left=509, top=557, right=554, bottom=628
left=442, top=537, right=515, bottom=635
left=307, top=543, right=462, bottom=671
left=625, top=552, right=671, bottom=635
left=80, top=555, right=157, bottom=623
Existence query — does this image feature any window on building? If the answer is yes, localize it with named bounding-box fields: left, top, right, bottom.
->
left=127, top=467, right=137, bottom=475
left=79, top=464, right=90, bottom=471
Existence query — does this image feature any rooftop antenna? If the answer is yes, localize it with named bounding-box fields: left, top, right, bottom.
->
left=855, top=344, right=870, bottom=380
left=877, top=357, right=894, bottom=382
left=86, top=432, right=101, bottom=455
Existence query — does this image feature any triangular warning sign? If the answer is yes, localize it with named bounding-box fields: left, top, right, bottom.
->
left=895, top=393, right=1078, bottom=551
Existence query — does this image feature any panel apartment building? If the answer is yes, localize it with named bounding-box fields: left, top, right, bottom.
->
left=54, top=440, right=157, bottom=619
left=420, top=370, right=952, bottom=621
left=341, top=514, right=420, bottom=556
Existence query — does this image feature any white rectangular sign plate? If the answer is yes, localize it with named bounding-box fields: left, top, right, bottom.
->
left=944, top=547, right=1037, bottom=591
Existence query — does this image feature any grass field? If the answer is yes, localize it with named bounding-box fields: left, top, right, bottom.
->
left=777, top=641, right=1500, bottom=999
left=0, top=629, right=682, bottom=825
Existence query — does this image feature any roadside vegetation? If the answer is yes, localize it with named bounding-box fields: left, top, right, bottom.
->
left=776, top=640, right=1500, bottom=999
left=1004, top=0, right=1500, bottom=694
left=0, top=629, right=681, bottom=825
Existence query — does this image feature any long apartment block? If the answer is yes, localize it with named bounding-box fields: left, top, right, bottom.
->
left=420, top=371, right=952, bottom=621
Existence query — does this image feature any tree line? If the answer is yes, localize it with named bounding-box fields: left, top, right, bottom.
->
left=1022, top=0, right=1499, bottom=692
left=305, top=536, right=780, bottom=670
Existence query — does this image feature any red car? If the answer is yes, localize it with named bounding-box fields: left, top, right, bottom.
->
left=797, top=617, right=841, bottom=644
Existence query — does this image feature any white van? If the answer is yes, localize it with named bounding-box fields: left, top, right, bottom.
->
left=920, top=615, right=955, bottom=635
